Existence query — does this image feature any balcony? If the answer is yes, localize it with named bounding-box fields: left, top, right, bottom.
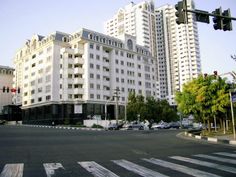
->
left=74, top=48, right=84, bottom=55
left=74, top=78, right=84, bottom=84
left=74, top=57, right=84, bottom=65
left=74, top=68, right=84, bottom=74
left=74, top=88, right=84, bottom=95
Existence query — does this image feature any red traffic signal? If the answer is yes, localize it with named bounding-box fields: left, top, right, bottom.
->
left=11, top=88, right=16, bottom=93
left=3, top=86, right=6, bottom=92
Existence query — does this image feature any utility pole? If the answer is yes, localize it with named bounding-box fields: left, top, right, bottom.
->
left=113, top=88, right=120, bottom=124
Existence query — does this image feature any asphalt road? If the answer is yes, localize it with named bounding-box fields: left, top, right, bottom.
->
left=0, top=125, right=235, bottom=177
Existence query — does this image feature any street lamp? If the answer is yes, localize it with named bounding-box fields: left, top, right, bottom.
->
left=105, top=97, right=113, bottom=129
left=229, top=89, right=236, bottom=140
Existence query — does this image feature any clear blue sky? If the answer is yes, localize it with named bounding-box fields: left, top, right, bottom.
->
left=0, top=0, right=235, bottom=75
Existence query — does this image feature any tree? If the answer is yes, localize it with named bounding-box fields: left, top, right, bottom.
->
left=175, top=74, right=230, bottom=132
left=127, top=93, right=178, bottom=123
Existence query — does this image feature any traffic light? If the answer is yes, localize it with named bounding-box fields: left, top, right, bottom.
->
left=18, top=88, right=20, bottom=93
left=6, top=87, right=9, bottom=93
left=222, top=9, right=232, bottom=31
left=212, top=7, right=223, bottom=30
left=3, top=86, right=6, bottom=92
left=175, top=1, right=187, bottom=25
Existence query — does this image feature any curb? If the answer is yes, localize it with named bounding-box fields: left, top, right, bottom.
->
left=16, top=124, right=104, bottom=131
left=184, top=131, right=236, bottom=146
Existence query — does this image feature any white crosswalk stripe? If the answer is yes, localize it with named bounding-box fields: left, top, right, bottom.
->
left=194, top=154, right=236, bottom=165
left=43, top=163, right=64, bottom=177
left=143, top=158, right=220, bottom=177
left=214, top=152, right=236, bottom=158
left=78, top=161, right=119, bottom=177
left=112, top=159, right=168, bottom=177
left=171, top=156, right=236, bottom=174
left=0, top=164, right=24, bottom=177
left=1, top=151, right=236, bottom=177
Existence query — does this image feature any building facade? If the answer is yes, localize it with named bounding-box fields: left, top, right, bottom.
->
left=0, top=66, right=14, bottom=114
left=13, top=28, right=157, bottom=124
left=155, top=1, right=201, bottom=105
left=105, top=1, right=157, bottom=57
left=105, top=0, right=201, bottom=105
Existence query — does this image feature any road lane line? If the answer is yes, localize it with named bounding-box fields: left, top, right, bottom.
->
left=78, top=161, right=119, bottom=177
left=143, top=158, right=220, bottom=177
left=171, top=156, right=236, bottom=174
left=112, top=159, right=168, bottom=177
left=0, top=164, right=24, bottom=177
left=43, top=163, right=64, bottom=177
left=214, top=152, right=236, bottom=158
left=194, top=154, right=236, bottom=165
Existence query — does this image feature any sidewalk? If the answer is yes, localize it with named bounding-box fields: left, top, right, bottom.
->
left=184, top=131, right=236, bottom=146
left=214, top=134, right=235, bottom=141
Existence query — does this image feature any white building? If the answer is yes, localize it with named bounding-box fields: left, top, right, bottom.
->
left=155, top=1, right=201, bottom=105
left=13, top=28, right=157, bottom=124
left=105, top=1, right=157, bottom=56
left=0, top=66, right=14, bottom=113
left=105, top=0, right=201, bottom=105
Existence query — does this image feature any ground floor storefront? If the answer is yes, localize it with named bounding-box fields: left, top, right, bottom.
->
left=22, top=103, right=125, bottom=125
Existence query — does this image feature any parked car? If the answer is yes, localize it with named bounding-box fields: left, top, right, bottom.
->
left=107, top=123, right=124, bottom=130
left=0, top=120, right=6, bottom=125
left=151, top=121, right=169, bottom=129
left=127, top=124, right=144, bottom=130
left=107, top=123, right=119, bottom=130
left=168, top=122, right=180, bottom=129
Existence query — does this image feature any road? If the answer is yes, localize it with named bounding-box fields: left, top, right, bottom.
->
left=0, top=125, right=235, bottom=177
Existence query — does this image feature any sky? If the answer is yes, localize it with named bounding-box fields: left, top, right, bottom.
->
left=0, top=0, right=235, bottom=76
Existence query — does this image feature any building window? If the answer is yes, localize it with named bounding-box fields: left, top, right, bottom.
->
left=31, top=81, right=35, bottom=86
left=46, top=85, right=51, bottom=93
left=46, top=95, right=51, bottom=101
left=38, top=87, right=42, bottom=93
left=32, top=63, right=36, bottom=67
left=24, top=92, right=28, bottom=96
left=90, top=73, right=94, bottom=78
left=96, top=65, right=100, bottom=70
left=38, top=97, right=42, bottom=102
left=90, top=94, right=94, bottom=99
left=97, top=84, right=100, bottom=90
left=96, top=55, right=100, bottom=60
left=90, top=53, right=94, bottom=59
left=90, top=83, right=94, bottom=89
left=97, top=94, right=100, bottom=99
left=96, top=74, right=100, bottom=79
left=46, top=66, right=51, bottom=73
left=96, top=45, right=100, bottom=50
left=90, top=43, right=94, bottom=49
left=90, top=63, right=94, bottom=69
left=31, top=90, right=35, bottom=95
left=46, top=75, right=51, bottom=82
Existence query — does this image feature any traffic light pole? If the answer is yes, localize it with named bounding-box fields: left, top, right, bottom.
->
left=185, top=9, right=236, bottom=21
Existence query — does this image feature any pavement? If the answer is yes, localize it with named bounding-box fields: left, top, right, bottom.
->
left=184, top=131, right=236, bottom=146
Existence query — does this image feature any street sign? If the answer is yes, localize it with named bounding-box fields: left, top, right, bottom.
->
left=74, top=104, right=82, bottom=114
left=231, top=91, right=236, bottom=103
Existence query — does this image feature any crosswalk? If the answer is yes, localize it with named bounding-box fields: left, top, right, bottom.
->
left=1, top=151, right=236, bottom=177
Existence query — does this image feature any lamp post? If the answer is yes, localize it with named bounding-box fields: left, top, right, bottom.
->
left=105, top=97, right=113, bottom=129
left=229, top=90, right=236, bottom=140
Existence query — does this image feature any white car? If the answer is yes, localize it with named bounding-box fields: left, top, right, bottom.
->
left=151, top=121, right=169, bottom=129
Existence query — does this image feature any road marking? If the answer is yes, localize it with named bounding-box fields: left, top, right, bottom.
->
left=43, top=163, right=64, bottom=177
left=112, top=159, right=168, bottom=177
left=194, top=154, right=236, bottom=165
left=214, top=152, right=236, bottom=158
left=171, top=156, right=236, bottom=174
left=0, top=164, right=24, bottom=177
left=143, top=158, right=220, bottom=177
left=78, top=161, right=119, bottom=177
